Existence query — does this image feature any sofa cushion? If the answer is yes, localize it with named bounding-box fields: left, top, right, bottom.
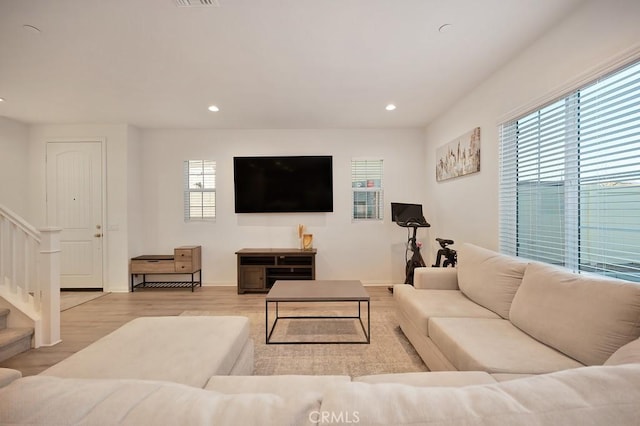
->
left=457, top=243, right=529, bottom=318
left=396, top=309, right=458, bottom=371
left=412, top=267, right=459, bottom=290
left=604, top=338, right=640, bottom=366
left=0, top=376, right=320, bottom=426
left=394, top=286, right=499, bottom=336
left=428, top=317, right=584, bottom=374
left=510, top=262, right=640, bottom=366
left=40, top=316, right=251, bottom=388
left=319, top=365, right=640, bottom=426
left=354, top=371, right=496, bottom=387
left=205, top=375, right=350, bottom=398
left=490, top=373, right=536, bottom=382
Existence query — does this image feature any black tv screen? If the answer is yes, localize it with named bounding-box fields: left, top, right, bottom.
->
left=234, top=156, right=334, bottom=213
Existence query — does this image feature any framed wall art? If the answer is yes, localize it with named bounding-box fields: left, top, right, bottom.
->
left=436, top=127, right=481, bottom=182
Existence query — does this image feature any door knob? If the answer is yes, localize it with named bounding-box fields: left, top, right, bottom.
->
left=94, top=233, right=102, bottom=238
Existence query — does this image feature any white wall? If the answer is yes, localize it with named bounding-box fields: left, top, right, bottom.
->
left=22, top=125, right=424, bottom=290
left=139, top=128, right=426, bottom=285
left=28, top=124, right=132, bottom=292
left=0, top=117, right=29, bottom=216
left=126, top=125, right=144, bottom=260
left=423, top=0, right=640, bottom=253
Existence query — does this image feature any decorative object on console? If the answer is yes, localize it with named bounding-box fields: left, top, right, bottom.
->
left=297, top=224, right=304, bottom=249
left=436, top=127, right=481, bottom=181
left=302, top=234, right=313, bottom=250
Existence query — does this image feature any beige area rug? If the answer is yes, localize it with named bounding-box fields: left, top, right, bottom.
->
left=60, top=291, right=109, bottom=311
left=181, top=309, right=428, bottom=377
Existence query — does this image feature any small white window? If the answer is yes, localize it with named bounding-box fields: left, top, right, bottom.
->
left=184, top=160, right=216, bottom=221
left=352, top=159, right=383, bottom=220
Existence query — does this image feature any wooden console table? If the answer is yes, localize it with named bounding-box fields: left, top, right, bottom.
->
left=236, top=248, right=316, bottom=294
left=130, top=246, right=202, bottom=292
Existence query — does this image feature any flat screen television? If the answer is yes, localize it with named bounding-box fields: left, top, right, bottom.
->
left=233, top=156, right=334, bottom=213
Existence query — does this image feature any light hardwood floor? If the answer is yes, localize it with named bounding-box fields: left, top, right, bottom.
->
left=0, top=285, right=395, bottom=377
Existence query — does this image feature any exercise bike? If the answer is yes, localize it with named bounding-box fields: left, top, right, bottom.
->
left=388, top=219, right=429, bottom=293
left=432, top=238, right=457, bottom=268
left=403, top=221, right=428, bottom=285
left=404, top=236, right=457, bottom=285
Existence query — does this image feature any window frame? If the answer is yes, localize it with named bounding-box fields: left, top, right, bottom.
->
left=499, top=59, right=640, bottom=282
left=183, top=159, right=216, bottom=222
left=351, top=158, right=384, bottom=221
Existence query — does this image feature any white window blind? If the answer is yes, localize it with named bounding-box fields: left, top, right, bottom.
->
left=352, top=159, right=383, bottom=220
left=184, top=160, right=216, bottom=221
left=499, top=60, right=640, bottom=282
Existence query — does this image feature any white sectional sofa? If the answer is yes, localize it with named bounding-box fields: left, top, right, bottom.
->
left=1, top=363, right=640, bottom=424
left=1, top=247, right=640, bottom=424
left=395, top=243, right=640, bottom=378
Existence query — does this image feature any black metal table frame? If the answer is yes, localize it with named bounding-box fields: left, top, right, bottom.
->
left=265, top=299, right=370, bottom=344
left=130, top=270, right=202, bottom=292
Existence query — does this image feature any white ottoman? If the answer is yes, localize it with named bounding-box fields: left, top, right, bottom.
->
left=40, top=316, right=253, bottom=388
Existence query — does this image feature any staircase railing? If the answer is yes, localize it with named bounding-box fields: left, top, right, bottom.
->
left=0, top=204, right=61, bottom=347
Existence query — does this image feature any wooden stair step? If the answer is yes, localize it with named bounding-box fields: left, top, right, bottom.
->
left=0, top=327, right=34, bottom=363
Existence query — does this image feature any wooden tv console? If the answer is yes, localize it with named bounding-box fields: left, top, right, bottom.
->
left=236, top=248, right=316, bottom=294
left=130, top=246, right=202, bottom=292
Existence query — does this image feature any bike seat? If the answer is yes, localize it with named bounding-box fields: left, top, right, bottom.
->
left=436, top=238, right=454, bottom=246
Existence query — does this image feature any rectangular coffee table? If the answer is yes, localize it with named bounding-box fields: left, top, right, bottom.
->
left=265, top=280, right=370, bottom=344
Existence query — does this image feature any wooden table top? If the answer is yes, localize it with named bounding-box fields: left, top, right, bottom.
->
left=266, top=280, right=369, bottom=302
left=131, top=255, right=174, bottom=261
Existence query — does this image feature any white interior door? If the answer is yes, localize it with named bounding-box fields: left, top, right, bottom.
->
left=46, top=141, right=103, bottom=289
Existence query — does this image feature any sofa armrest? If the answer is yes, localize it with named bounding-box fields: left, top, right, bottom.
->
left=413, top=267, right=459, bottom=290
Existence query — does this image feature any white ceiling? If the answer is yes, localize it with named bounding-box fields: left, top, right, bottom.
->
left=0, top=0, right=586, bottom=129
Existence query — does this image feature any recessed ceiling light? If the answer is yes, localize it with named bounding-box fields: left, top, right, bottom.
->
left=438, top=24, right=452, bottom=33
left=208, top=105, right=220, bottom=112
left=0, top=98, right=5, bottom=102
left=385, top=104, right=396, bottom=111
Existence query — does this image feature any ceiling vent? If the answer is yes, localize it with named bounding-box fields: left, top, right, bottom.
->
left=175, top=0, right=220, bottom=7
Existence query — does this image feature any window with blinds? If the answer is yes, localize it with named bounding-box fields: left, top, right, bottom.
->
left=352, top=159, right=383, bottom=220
left=184, top=160, right=216, bottom=221
left=499, top=59, right=640, bottom=282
